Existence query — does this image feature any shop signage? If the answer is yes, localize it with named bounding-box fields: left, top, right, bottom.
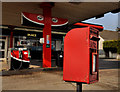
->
left=46, top=35, right=50, bottom=44
left=27, top=33, right=37, bottom=37
left=46, top=44, right=50, bottom=48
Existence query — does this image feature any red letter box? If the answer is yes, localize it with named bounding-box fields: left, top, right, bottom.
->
left=63, top=22, right=103, bottom=84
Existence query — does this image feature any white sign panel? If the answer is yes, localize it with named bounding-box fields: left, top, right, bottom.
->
left=93, top=55, right=96, bottom=72
left=40, top=38, right=44, bottom=44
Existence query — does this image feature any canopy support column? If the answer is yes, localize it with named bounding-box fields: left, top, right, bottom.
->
left=40, top=3, right=54, bottom=67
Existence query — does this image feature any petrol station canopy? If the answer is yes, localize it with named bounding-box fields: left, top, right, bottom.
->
left=1, top=2, right=120, bottom=68
left=2, top=2, right=120, bottom=32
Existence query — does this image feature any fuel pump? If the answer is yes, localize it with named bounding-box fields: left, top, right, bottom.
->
left=10, top=48, right=31, bottom=70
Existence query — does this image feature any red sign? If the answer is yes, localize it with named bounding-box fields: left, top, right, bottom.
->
left=22, top=12, right=68, bottom=27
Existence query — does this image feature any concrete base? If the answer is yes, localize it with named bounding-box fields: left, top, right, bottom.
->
left=0, top=61, right=9, bottom=71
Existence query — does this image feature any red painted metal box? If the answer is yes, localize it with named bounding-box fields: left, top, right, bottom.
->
left=63, top=24, right=103, bottom=84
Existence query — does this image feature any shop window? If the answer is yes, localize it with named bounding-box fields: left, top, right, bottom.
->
left=14, top=36, right=43, bottom=48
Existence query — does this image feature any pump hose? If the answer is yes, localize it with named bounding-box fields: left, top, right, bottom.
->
left=11, top=58, right=23, bottom=70
left=11, top=59, right=30, bottom=70
left=11, top=53, right=22, bottom=70
left=22, top=62, right=30, bottom=69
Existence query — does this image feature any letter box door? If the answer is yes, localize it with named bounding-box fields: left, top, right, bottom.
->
left=63, top=27, right=90, bottom=84
left=63, top=27, right=99, bottom=84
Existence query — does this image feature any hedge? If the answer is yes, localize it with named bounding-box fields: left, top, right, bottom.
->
left=103, top=40, right=120, bottom=54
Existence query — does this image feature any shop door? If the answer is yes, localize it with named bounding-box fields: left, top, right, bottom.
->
left=0, top=37, right=7, bottom=62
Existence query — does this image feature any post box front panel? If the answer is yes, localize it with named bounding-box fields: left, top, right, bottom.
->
left=63, top=27, right=90, bottom=83
left=89, top=27, right=99, bottom=83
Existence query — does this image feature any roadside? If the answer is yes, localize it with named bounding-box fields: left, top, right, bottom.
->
left=99, top=58, right=120, bottom=69
left=2, top=69, right=119, bottom=91
left=1, top=58, right=120, bottom=91
left=1, top=58, right=120, bottom=72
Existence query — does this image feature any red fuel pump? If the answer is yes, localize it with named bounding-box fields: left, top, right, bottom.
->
left=22, top=50, right=30, bottom=61
left=10, top=48, right=31, bottom=70
left=63, top=22, right=103, bottom=91
left=11, top=50, right=19, bottom=59
left=22, top=50, right=31, bottom=69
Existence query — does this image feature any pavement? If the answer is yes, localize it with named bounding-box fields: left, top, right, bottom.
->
left=1, top=58, right=120, bottom=91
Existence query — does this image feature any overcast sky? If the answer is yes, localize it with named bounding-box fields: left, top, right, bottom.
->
left=83, top=12, right=119, bottom=31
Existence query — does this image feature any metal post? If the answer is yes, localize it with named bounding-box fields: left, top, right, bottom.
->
left=77, top=82, right=82, bottom=92
left=8, top=25, right=15, bottom=48
left=8, top=48, right=11, bottom=70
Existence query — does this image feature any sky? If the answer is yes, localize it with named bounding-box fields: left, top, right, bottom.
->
left=82, top=12, right=119, bottom=31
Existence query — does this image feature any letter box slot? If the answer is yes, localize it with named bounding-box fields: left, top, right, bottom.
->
left=90, top=36, right=100, bottom=41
